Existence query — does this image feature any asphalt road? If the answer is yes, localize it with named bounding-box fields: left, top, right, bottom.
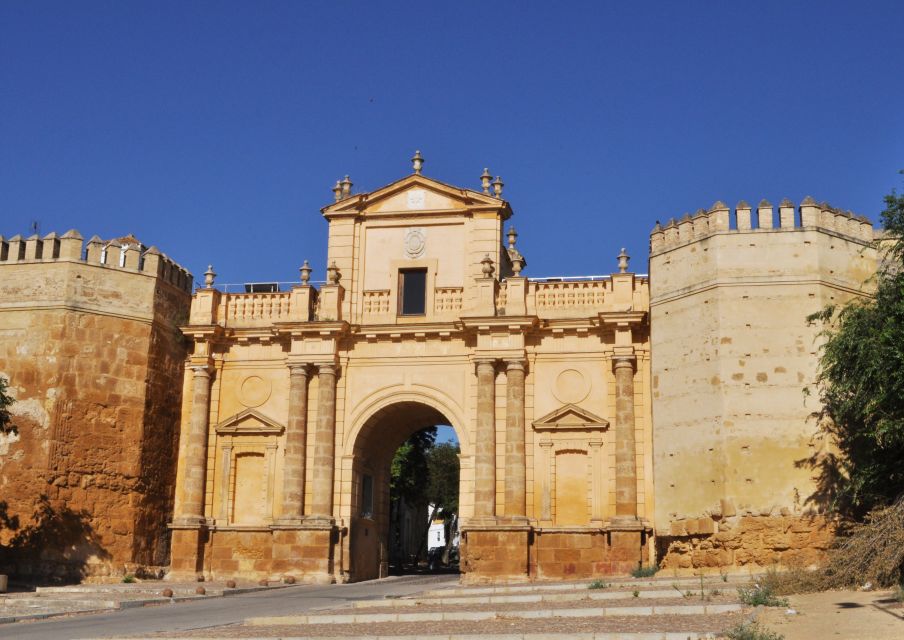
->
left=1, top=574, right=458, bottom=640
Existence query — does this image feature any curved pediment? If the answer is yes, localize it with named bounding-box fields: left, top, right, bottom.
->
left=532, top=404, right=609, bottom=432
left=214, top=408, right=284, bottom=435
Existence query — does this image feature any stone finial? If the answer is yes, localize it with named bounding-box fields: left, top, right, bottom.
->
left=780, top=197, right=794, bottom=207
left=492, top=176, right=504, bottom=199
left=480, top=254, right=495, bottom=277
left=617, top=248, right=630, bottom=273
left=510, top=252, right=524, bottom=276
left=801, top=195, right=817, bottom=205
left=340, top=175, right=353, bottom=198
left=411, top=150, right=424, bottom=175
left=204, top=265, right=216, bottom=289
left=326, top=260, right=340, bottom=285
left=299, top=259, right=312, bottom=284
left=736, top=200, right=750, bottom=209
left=61, top=229, right=83, bottom=239
left=332, top=180, right=342, bottom=202
left=507, top=226, right=518, bottom=251
left=480, top=168, right=492, bottom=194
left=758, top=199, right=772, bottom=207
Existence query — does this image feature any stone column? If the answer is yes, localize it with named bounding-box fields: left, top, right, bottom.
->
left=310, top=364, right=337, bottom=520
left=504, top=360, right=527, bottom=519
left=279, top=364, right=309, bottom=523
left=473, top=359, right=496, bottom=520
left=613, top=356, right=638, bottom=519
left=177, top=365, right=213, bottom=522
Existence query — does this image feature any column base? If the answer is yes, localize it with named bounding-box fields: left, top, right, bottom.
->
left=461, top=524, right=531, bottom=583
left=167, top=526, right=208, bottom=581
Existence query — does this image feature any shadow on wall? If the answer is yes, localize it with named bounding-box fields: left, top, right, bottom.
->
left=0, top=495, right=110, bottom=585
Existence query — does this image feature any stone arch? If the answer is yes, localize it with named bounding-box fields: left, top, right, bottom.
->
left=342, top=391, right=467, bottom=582
left=342, top=386, right=470, bottom=457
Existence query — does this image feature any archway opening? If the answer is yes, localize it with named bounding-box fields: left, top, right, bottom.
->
left=348, top=401, right=461, bottom=581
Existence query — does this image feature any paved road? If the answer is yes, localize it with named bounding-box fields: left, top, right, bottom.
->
left=1, top=574, right=458, bottom=640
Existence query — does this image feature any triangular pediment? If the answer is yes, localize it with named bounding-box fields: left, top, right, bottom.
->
left=532, top=404, right=610, bottom=431
left=214, top=408, right=284, bottom=435
left=322, top=174, right=509, bottom=218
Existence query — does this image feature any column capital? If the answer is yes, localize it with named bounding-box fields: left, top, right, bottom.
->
left=504, top=359, right=526, bottom=372
left=474, top=358, right=496, bottom=374
left=287, top=363, right=310, bottom=376
left=190, top=364, right=213, bottom=378
left=613, top=355, right=636, bottom=371
left=317, top=363, right=338, bottom=376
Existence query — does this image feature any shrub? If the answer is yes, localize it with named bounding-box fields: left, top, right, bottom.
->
left=122, top=574, right=136, bottom=583
left=724, top=621, right=785, bottom=640
left=631, top=564, right=659, bottom=578
left=588, top=579, right=608, bottom=589
left=737, top=583, right=789, bottom=607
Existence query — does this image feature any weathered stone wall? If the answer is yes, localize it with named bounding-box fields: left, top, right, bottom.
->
left=649, top=200, right=876, bottom=570
left=658, top=514, right=834, bottom=571
left=0, top=233, right=191, bottom=580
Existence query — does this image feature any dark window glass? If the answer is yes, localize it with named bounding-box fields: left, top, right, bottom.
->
left=399, top=268, right=427, bottom=315
left=361, top=474, right=374, bottom=517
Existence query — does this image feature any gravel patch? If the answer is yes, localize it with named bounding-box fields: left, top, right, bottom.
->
left=140, top=611, right=747, bottom=637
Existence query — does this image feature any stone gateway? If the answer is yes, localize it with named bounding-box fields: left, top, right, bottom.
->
left=167, top=158, right=877, bottom=583
left=0, top=156, right=878, bottom=583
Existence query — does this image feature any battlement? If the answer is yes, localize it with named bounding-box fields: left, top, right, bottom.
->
left=0, top=229, right=193, bottom=293
left=650, top=196, right=874, bottom=255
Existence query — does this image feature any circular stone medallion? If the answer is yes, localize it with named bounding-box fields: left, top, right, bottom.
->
left=238, top=375, right=271, bottom=408
left=404, top=228, right=426, bottom=259
left=553, top=368, right=591, bottom=404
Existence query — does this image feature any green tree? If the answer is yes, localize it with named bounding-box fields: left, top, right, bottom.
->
left=809, top=181, right=904, bottom=515
left=0, top=375, right=15, bottom=435
left=390, top=427, right=437, bottom=507
left=426, top=442, right=460, bottom=562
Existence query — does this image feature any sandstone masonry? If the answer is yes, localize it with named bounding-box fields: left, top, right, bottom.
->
left=0, top=231, right=192, bottom=580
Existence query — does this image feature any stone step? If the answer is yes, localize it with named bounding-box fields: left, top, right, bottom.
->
left=247, top=603, right=743, bottom=625
left=422, top=577, right=743, bottom=597
left=354, top=588, right=736, bottom=607
left=90, top=633, right=729, bottom=640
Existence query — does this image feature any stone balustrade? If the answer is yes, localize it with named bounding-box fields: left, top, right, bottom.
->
left=532, top=279, right=608, bottom=313
left=201, top=277, right=647, bottom=328
left=362, top=290, right=390, bottom=317
left=433, top=287, right=463, bottom=314
left=223, top=291, right=293, bottom=326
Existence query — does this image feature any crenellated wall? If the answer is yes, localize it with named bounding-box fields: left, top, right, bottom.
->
left=0, top=230, right=192, bottom=581
left=649, top=197, right=878, bottom=572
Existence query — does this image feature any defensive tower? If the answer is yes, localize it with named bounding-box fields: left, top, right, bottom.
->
left=649, top=198, right=877, bottom=569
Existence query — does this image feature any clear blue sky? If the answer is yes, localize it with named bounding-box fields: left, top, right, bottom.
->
left=2, top=1, right=902, bottom=285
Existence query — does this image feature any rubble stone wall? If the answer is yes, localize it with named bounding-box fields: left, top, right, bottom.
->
left=0, top=240, right=190, bottom=581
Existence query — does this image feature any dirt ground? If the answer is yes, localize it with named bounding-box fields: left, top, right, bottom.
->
left=759, top=589, right=904, bottom=639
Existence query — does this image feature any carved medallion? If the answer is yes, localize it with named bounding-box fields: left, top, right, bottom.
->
left=238, top=375, right=271, bottom=408
left=553, top=368, right=591, bottom=404
left=404, top=227, right=427, bottom=259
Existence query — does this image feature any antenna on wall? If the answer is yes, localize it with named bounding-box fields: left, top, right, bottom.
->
left=29, top=220, right=40, bottom=236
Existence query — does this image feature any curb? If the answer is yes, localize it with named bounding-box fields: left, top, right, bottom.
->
left=247, top=603, right=744, bottom=625
left=87, top=633, right=723, bottom=640
left=355, top=589, right=726, bottom=607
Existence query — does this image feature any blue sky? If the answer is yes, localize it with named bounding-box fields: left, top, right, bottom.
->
left=2, top=1, right=902, bottom=287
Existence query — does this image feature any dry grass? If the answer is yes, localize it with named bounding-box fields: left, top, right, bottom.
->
left=764, top=496, right=904, bottom=594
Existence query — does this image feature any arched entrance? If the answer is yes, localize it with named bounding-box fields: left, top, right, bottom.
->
left=347, top=400, right=462, bottom=581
